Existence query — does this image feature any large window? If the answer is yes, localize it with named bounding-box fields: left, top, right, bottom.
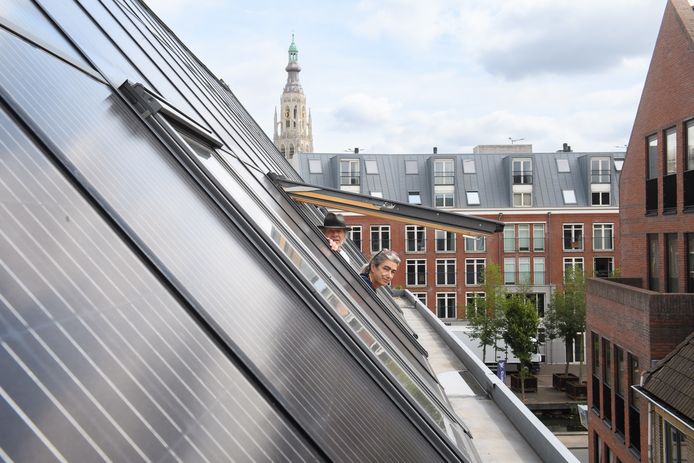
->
left=464, top=236, right=485, bottom=252
left=563, top=224, right=584, bottom=251
left=564, top=257, right=584, bottom=278
left=348, top=225, right=362, bottom=251
left=534, top=257, right=545, bottom=285
left=688, top=233, right=694, bottom=292
left=518, top=224, right=530, bottom=251
left=594, top=257, right=614, bottom=278
left=513, top=192, right=532, bottom=207
left=465, top=292, right=485, bottom=319
left=615, top=345, right=626, bottom=436
left=465, top=258, right=485, bottom=286
left=664, top=422, right=688, bottom=463
left=593, top=223, right=614, bottom=251
left=512, top=158, right=532, bottom=184
left=340, top=159, right=360, bottom=185
left=591, top=158, right=611, bottom=183
left=519, top=257, right=531, bottom=285
left=434, top=159, right=455, bottom=185
left=504, top=257, right=516, bottom=284
left=405, top=225, right=426, bottom=252
left=688, top=120, right=694, bottom=171
left=406, top=259, right=427, bottom=286
left=435, top=192, right=454, bottom=208
left=648, top=233, right=659, bottom=291
left=533, top=224, right=545, bottom=251
left=436, top=293, right=457, bottom=319
left=665, top=128, right=677, bottom=175
left=666, top=233, right=679, bottom=292
left=592, top=192, right=610, bottom=206
left=602, top=338, right=612, bottom=423
left=592, top=332, right=601, bottom=412
left=504, top=225, right=515, bottom=252
left=648, top=135, right=658, bottom=179
left=435, top=230, right=455, bottom=252
left=436, top=259, right=456, bottom=286
left=370, top=225, right=390, bottom=252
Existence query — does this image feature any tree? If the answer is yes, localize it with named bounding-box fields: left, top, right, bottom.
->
left=502, top=293, right=540, bottom=398
left=544, top=268, right=586, bottom=380
left=467, top=263, right=505, bottom=363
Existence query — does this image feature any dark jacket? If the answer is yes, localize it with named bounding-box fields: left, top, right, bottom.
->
left=360, top=273, right=374, bottom=289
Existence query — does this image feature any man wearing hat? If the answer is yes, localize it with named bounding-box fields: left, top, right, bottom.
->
left=319, top=212, right=351, bottom=263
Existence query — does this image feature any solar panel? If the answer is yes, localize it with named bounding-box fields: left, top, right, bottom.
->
left=0, top=105, right=321, bottom=462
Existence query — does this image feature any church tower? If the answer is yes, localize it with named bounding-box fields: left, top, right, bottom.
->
left=274, top=34, right=313, bottom=166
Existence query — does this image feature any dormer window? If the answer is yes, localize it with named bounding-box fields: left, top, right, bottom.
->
left=434, top=159, right=455, bottom=184
left=591, top=158, right=611, bottom=183
left=339, top=159, right=360, bottom=192
left=512, top=158, right=532, bottom=184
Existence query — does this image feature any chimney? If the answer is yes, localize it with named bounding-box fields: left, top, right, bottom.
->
left=433, top=146, right=438, bottom=154
left=562, top=143, right=572, bottom=152
left=354, top=147, right=359, bottom=154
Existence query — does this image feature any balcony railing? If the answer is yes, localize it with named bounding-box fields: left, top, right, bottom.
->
left=434, top=173, right=455, bottom=185
left=646, top=178, right=658, bottom=214
left=663, top=173, right=676, bottom=213
left=340, top=173, right=360, bottom=186
left=512, top=171, right=533, bottom=184
left=591, top=170, right=611, bottom=183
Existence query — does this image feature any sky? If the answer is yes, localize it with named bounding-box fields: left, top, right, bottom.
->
left=145, top=0, right=667, bottom=154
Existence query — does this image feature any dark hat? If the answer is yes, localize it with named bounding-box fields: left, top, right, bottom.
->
left=319, top=213, right=351, bottom=230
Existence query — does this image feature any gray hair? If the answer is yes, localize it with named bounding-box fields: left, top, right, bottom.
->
left=361, top=249, right=401, bottom=273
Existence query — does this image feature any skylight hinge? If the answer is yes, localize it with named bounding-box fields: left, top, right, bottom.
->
left=119, top=80, right=161, bottom=118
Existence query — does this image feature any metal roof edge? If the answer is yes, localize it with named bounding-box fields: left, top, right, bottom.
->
left=395, top=289, right=580, bottom=463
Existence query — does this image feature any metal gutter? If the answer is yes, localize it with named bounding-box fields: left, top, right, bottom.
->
left=395, top=289, right=580, bottom=463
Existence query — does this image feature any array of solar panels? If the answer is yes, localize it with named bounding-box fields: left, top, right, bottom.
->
left=0, top=1, right=482, bottom=461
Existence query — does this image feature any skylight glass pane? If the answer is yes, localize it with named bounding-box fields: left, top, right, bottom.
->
left=405, top=160, right=418, bottom=174
left=614, top=159, right=624, bottom=171
left=556, top=159, right=570, bottom=172
left=308, top=159, right=322, bottom=173
left=408, top=191, right=422, bottom=204
left=462, top=159, right=476, bottom=173
left=562, top=190, right=577, bottom=204
left=466, top=191, right=480, bottom=205
left=371, top=191, right=383, bottom=198
left=365, top=160, right=379, bottom=174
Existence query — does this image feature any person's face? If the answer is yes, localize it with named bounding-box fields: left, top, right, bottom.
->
left=324, top=228, right=346, bottom=247
left=370, top=259, right=399, bottom=289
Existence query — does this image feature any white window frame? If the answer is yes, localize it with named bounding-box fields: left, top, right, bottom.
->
left=435, top=192, right=454, bottom=208
left=593, top=223, right=614, bottom=251
left=519, top=257, right=531, bottom=285
left=518, top=224, right=530, bottom=251
left=563, top=223, right=584, bottom=251
left=370, top=225, right=390, bottom=253
left=465, top=292, right=485, bottom=319
left=504, top=257, right=516, bottom=285
left=592, top=191, right=610, bottom=206
left=533, top=224, right=545, bottom=251
left=434, top=159, right=455, bottom=185
left=435, top=229, right=456, bottom=252
left=365, top=159, right=379, bottom=174
left=465, top=258, right=485, bottom=286
left=665, top=128, right=676, bottom=175
left=405, top=225, right=426, bottom=253
left=406, top=259, right=427, bottom=286
left=464, top=236, right=486, bottom=252
left=594, top=256, right=614, bottom=278
left=348, top=225, right=362, bottom=251
left=563, top=257, right=584, bottom=278
left=340, top=159, right=360, bottom=185
left=504, top=225, right=515, bottom=252
left=591, top=157, right=611, bottom=183
left=411, top=292, right=427, bottom=306
left=436, top=292, right=457, bottom=319
left=513, top=192, right=532, bottom=207
left=436, top=258, right=456, bottom=286
left=534, top=257, right=545, bottom=285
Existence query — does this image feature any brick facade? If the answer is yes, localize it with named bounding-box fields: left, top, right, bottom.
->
left=586, top=2, right=694, bottom=462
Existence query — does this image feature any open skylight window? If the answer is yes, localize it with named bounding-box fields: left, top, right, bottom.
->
left=466, top=191, right=480, bottom=205
left=462, top=159, right=476, bottom=173
left=308, top=159, right=322, bottom=173
left=365, top=160, right=379, bottom=174
left=562, top=189, right=577, bottom=204
left=614, top=159, right=624, bottom=171
left=556, top=159, right=570, bottom=172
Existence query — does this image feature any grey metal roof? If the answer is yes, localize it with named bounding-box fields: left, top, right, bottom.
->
left=298, top=151, right=624, bottom=209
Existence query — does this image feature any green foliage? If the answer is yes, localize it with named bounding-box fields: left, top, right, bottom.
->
left=466, top=263, right=505, bottom=362
left=545, top=267, right=586, bottom=374
left=502, top=293, right=540, bottom=366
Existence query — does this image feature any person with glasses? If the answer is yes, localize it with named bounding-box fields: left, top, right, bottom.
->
left=360, top=249, right=401, bottom=290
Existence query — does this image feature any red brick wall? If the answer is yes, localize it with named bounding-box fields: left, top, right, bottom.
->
left=345, top=210, right=619, bottom=317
